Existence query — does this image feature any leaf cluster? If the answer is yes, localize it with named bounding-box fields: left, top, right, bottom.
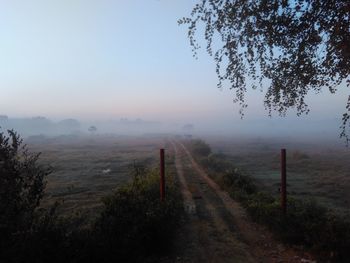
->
left=179, top=0, right=350, bottom=142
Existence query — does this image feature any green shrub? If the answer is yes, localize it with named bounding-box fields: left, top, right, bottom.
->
left=244, top=195, right=350, bottom=259
left=189, top=139, right=211, bottom=157
left=205, top=153, right=232, bottom=173
left=20, top=203, right=73, bottom=263
left=221, top=170, right=257, bottom=197
left=244, top=192, right=279, bottom=223
left=93, top=169, right=183, bottom=261
left=0, top=129, right=51, bottom=256
left=3, top=169, right=183, bottom=263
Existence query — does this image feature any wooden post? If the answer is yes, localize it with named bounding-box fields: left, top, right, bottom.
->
left=281, top=148, right=287, bottom=214
left=160, top=149, right=165, bottom=201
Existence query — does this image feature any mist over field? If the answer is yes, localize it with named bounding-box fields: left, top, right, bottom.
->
left=0, top=115, right=344, bottom=146
left=0, top=114, right=344, bottom=146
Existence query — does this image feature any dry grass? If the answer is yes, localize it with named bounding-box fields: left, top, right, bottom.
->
left=25, top=135, right=164, bottom=216
left=205, top=136, right=350, bottom=214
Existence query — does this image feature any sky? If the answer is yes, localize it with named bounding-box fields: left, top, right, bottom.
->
left=0, top=0, right=348, bottom=137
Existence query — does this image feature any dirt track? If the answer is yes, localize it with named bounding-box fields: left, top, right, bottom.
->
left=167, top=140, right=316, bottom=263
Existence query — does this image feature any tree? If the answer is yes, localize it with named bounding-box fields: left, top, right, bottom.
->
left=88, top=125, right=97, bottom=134
left=0, top=130, right=51, bottom=244
left=179, top=0, right=350, bottom=143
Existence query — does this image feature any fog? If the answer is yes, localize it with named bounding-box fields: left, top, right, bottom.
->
left=0, top=114, right=345, bottom=146
left=1, top=0, right=348, bottom=147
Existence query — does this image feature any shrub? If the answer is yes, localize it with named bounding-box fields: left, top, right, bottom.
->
left=2, top=167, right=183, bottom=263
left=0, top=129, right=51, bottom=251
left=244, top=192, right=280, bottom=225
left=205, top=153, right=232, bottom=173
left=244, top=195, right=350, bottom=259
left=220, top=170, right=257, bottom=198
left=93, top=169, right=183, bottom=261
left=189, top=139, right=211, bottom=157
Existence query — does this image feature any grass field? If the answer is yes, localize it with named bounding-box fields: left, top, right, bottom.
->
left=26, top=134, right=164, bottom=216
left=25, top=134, right=350, bottom=216
left=205, top=136, right=350, bottom=214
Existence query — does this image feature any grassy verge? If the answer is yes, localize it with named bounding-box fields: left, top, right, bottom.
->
left=187, top=139, right=350, bottom=261
left=2, top=166, right=183, bottom=263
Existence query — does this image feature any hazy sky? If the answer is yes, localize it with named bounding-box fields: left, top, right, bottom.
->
left=0, top=0, right=348, bottom=131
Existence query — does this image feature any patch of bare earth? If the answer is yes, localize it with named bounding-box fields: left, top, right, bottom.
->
left=163, top=140, right=316, bottom=263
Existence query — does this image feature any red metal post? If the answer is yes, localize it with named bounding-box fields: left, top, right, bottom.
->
left=160, top=148, right=165, bottom=201
left=281, top=148, right=287, bottom=214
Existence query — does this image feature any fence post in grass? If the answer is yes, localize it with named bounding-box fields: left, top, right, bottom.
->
left=281, top=148, right=287, bottom=215
left=160, top=148, right=165, bottom=201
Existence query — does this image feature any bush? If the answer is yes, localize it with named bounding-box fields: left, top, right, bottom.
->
left=220, top=170, right=257, bottom=199
left=244, top=195, right=350, bottom=259
left=94, top=169, right=183, bottom=261
left=2, top=168, right=183, bottom=263
left=205, top=153, right=232, bottom=173
left=189, top=139, right=211, bottom=157
left=0, top=129, right=51, bottom=251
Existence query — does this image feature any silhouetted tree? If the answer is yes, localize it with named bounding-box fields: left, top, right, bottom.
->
left=88, top=125, right=97, bottom=134
left=0, top=130, right=51, bottom=247
left=179, top=0, right=350, bottom=142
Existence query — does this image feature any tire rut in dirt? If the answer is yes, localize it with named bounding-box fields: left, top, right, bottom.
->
left=179, top=147, right=255, bottom=263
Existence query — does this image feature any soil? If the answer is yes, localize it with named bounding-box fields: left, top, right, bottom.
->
left=161, top=140, right=317, bottom=263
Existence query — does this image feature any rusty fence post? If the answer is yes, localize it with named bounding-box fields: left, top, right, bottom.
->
left=281, top=148, right=287, bottom=215
left=160, top=148, right=165, bottom=201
